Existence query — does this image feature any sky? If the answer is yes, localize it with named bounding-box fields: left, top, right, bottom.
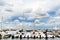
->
left=0, top=0, right=60, bottom=29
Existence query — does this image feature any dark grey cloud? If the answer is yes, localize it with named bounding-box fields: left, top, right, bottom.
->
left=5, top=9, right=13, bottom=12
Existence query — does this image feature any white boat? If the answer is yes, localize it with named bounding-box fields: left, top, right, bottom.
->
left=0, top=31, right=10, bottom=38
left=13, top=34, right=19, bottom=38
left=40, top=32, right=46, bottom=38
left=19, top=32, right=25, bottom=38
left=34, top=32, right=39, bottom=37
left=6, top=31, right=17, bottom=35
left=47, top=32, right=54, bottom=38
left=25, top=32, right=32, bottom=38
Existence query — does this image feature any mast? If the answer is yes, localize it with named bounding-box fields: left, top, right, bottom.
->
left=21, top=12, right=25, bottom=31
left=33, top=15, right=40, bottom=31
left=1, top=16, right=3, bottom=31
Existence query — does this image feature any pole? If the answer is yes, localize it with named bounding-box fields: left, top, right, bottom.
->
left=1, top=16, right=3, bottom=31
left=0, top=16, right=3, bottom=39
left=21, top=13, right=25, bottom=32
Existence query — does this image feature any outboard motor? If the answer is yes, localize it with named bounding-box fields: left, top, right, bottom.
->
left=20, top=35, right=22, bottom=39
left=0, top=34, right=2, bottom=39
left=39, top=35, right=41, bottom=39
left=45, top=29, right=48, bottom=39
left=12, top=35, right=14, bottom=39
left=34, top=35, right=36, bottom=39
left=27, top=35, right=29, bottom=39
left=8, top=34, right=11, bottom=38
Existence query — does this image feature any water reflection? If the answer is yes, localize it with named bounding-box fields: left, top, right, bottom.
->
left=0, top=38, right=60, bottom=40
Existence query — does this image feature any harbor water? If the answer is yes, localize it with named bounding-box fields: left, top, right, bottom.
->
left=0, top=38, right=60, bottom=40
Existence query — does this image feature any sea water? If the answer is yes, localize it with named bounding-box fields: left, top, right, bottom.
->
left=0, top=38, right=60, bottom=40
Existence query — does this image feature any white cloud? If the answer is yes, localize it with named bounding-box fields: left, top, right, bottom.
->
left=44, top=16, right=60, bottom=26
left=0, top=0, right=60, bottom=20
left=56, top=9, right=60, bottom=16
left=18, top=17, right=25, bottom=20
left=0, top=0, right=60, bottom=29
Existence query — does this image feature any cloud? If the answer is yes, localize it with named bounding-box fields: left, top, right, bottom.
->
left=0, top=0, right=60, bottom=20
left=56, top=9, right=60, bottom=16
left=0, top=0, right=60, bottom=29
